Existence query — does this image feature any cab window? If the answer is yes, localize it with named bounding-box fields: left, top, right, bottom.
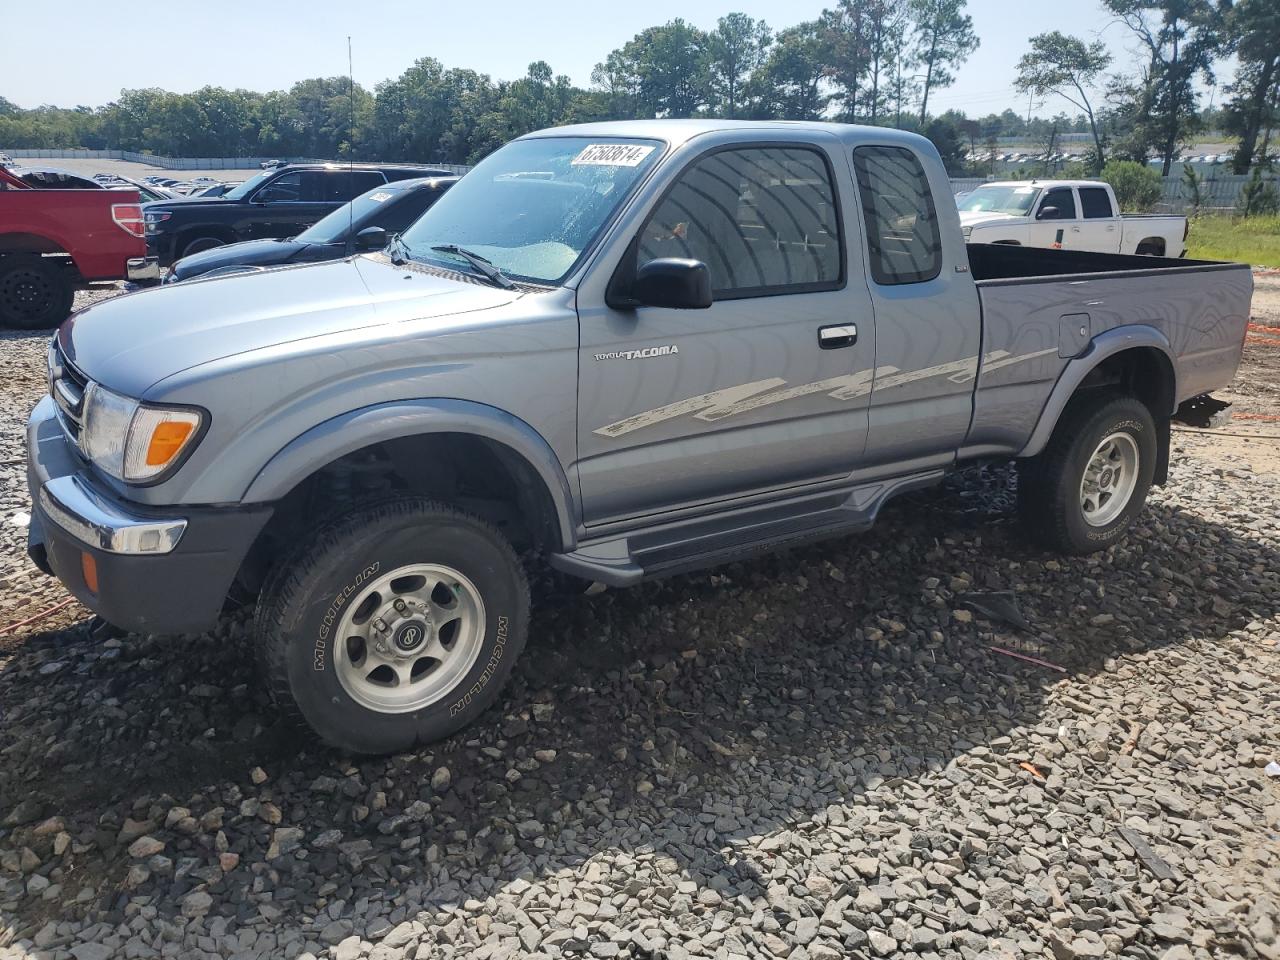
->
left=254, top=172, right=302, bottom=203
left=637, top=146, right=842, bottom=299
left=852, top=145, right=941, bottom=285
left=1079, top=187, right=1115, bottom=219
left=1037, top=187, right=1078, bottom=220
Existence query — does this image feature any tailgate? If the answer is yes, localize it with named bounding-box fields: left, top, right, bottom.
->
left=0, top=188, right=147, bottom=281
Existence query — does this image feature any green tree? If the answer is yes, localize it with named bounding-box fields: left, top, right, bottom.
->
left=1105, top=0, right=1228, bottom=175
left=924, top=116, right=965, bottom=172
left=705, top=13, right=772, bottom=118
left=1222, top=0, right=1280, bottom=172
left=591, top=49, right=644, bottom=120
left=1238, top=166, right=1280, bottom=216
left=1102, top=159, right=1163, bottom=211
left=821, top=1, right=872, bottom=120
left=603, top=20, right=710, bottom=119
left=908, top=0, right=979, bottom=123
left=1015, top=32, right=1112, bottom=174
left=755, top=21, right=831, bottom=120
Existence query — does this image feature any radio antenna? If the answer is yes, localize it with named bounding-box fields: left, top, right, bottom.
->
left=347, top=35, right=355, bottom=256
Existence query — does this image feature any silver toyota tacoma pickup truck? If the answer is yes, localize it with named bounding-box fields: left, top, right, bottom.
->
left=27, top=121, right=1252, bottom=754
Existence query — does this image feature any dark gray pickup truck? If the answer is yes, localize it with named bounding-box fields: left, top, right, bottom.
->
left=27, top=121, right=1252, bottom=754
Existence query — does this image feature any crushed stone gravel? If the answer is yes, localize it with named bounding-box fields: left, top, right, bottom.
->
left=0, top=285, right=1277, bottom=960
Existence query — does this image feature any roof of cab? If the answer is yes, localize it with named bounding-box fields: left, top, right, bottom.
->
left=516, top=119, right=933, bottom=151
left=980, top=180, right=1113, bottom=190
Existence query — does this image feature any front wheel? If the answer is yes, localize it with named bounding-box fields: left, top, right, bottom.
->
left=256, top=499, right=530, bottom=754
left=1018, top=394, right=1156, bottom=554
left=181, top=236, right=226, bottom=259
left=0, top=256, right=75, bottom=329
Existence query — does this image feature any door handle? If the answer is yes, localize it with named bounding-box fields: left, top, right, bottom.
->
left=818, top=324, right=857, bottom=349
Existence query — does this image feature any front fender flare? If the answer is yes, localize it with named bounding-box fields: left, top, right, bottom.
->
left=1018, top=324, right=1176, bottom=459
left=241, top=399, right=577, bottom=550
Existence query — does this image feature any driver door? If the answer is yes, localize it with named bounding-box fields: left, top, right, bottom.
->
left=1029, top=186, right=1078, bottom=249
left=575, top=143, right=876, bottom=526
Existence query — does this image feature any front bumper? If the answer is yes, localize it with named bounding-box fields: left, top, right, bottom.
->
left=26, top=396, right=272, bottom=634
left=126, top=256, right=161, bottom=282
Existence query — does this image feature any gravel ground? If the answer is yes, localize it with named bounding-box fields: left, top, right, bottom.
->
left=0, top=284, right=1278, bottom=960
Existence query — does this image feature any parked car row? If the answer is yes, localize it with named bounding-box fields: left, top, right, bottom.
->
left=140, top=161, right=455, bottom=266
left=0, top=160, right=461, bottom=327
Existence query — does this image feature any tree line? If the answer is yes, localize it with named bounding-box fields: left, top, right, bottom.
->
left=1, top=0, right=1276, bottom=176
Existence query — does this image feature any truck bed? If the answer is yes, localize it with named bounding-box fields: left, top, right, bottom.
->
left=966, top=242, right=1220, bottom=281
left=963, top=242, right=1253, bottom=457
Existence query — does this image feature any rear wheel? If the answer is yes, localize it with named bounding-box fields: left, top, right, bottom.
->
left=181, top=236, right=226, bottom=259
left=256, top=498, right=530, bottom=755
left=0, top=256, right=75, bottom=329
left=1018, top=393, right=1156, bottom=554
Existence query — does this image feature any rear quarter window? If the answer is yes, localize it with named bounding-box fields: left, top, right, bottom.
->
left=852, top=145, right=942, bottom=285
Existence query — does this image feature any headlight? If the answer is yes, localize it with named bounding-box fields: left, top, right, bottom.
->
left=144, top=211, right=171, bottom=235
left=81, top=383, right=203, bottom=482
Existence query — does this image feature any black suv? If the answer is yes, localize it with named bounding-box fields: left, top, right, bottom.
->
left=142, top=163, right=453, bottom=266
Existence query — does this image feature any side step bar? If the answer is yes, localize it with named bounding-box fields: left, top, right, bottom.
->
left=551, top=470, right=945, bottom=587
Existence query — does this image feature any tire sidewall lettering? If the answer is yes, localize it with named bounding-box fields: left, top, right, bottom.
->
left=448, top=614, right=508, bottom=718
left=313, top=562, right=381, bottom=672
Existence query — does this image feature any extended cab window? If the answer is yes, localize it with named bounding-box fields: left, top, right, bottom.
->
left=319, top=170, right=385, bottom=202
left=1079, top=187, right=1114, bottom=219
left=255, top=172, right=302, bottom=202
left=852, top=145, right=941, bottom=285
left=638, top=146, right=841, bottom=298
left=1037, top=187, right=1078, bottom=220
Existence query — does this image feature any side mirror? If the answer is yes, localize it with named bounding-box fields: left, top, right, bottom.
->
left=1036, top=205, right=1060, bottom=220
left=632, top=258, right=712, bottom=310
left=354, top=226, right=388, bottom=251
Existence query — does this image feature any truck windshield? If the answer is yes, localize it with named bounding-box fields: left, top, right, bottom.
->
left=298, top=186, right=406, bottom=244
left=959, top=185, right=1039, bottom=216
left=222, top=171, right=272, bottom=201
left=400, top=137, right=664, bottom=285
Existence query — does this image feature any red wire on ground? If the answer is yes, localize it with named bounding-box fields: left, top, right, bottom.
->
left=0, top=597, right=77, bottom=636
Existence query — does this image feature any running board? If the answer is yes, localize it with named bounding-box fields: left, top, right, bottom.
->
left=551, top=470, right=945, bottom=587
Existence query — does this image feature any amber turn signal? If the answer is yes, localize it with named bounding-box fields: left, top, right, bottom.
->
left=145, top=420, right=196, bottom=466
left=81, top=551, right=99, bottom=593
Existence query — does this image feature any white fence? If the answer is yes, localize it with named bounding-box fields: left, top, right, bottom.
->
left=950, top=173, right=1277, bottom=214
left=1, top=148, right=471, bottom=175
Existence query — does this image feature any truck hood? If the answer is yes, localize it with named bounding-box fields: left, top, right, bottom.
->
left=60, top=257, right=519, bottom=397
left=959, top=210, right=1027, bottom=229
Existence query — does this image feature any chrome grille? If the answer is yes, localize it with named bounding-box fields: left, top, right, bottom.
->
left=49, top=340, right=87, bottom=446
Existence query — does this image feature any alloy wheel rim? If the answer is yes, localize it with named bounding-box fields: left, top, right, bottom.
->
left=1079, top=431, right=1140, bottom=527
left=333, top=562, right=486, bottom=714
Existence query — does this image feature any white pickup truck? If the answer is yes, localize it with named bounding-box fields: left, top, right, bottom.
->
left=958, top=180, right=1187, bottom=257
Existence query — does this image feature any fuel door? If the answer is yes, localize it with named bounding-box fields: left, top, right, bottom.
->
left=1059, top=313, right=1092, bottom=359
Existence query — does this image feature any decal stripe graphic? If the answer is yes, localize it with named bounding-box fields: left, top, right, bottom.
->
left=593, top=349, right=1057, bottom=438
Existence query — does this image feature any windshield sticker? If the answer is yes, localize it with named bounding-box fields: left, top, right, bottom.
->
left=572, top=144, right=656, bottom=167
left=368, top=192, right=393, bottom=203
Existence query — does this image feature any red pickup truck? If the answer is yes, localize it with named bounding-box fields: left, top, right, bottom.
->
left=0, top=166, right=158, bottom=329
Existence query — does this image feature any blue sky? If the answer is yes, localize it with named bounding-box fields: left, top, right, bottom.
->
left=1, top=0, right=1216, bottom=117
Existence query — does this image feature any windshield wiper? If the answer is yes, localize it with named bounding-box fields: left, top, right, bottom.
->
left=430, top=244, right=516, bottom=290
left=388, top=234, right=412, bottom=266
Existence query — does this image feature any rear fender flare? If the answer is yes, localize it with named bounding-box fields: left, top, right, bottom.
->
left=1018, top=325, right=1176, bottom=459
left=242, top=399, right=577, bottom=550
